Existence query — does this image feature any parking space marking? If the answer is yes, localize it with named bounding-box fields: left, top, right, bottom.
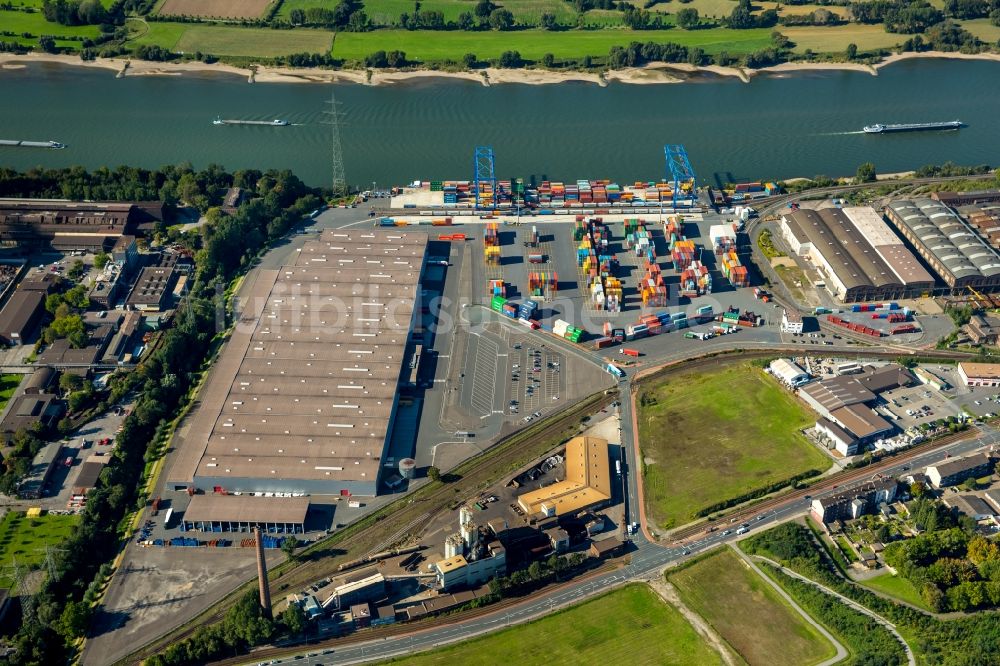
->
left=470, top=336, right=499, bottom=417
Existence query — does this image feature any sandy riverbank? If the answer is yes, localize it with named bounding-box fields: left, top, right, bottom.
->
left=2, top=49, right=999, bottom=86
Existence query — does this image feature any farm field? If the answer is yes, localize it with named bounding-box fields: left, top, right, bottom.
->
left=0, top=9, right=102, bottom=40
left=157, top=0, right=272, bottom=19
left=0, top=511, right=80, bottom=590
left=331, top=27, right=774, bottom=61
left=133, top=23, right=333, bottom=56
left=278, top=0, right=589, bottom=25
left=781, top=24, right=904, bottom=53
left=959, top=18, right=1000, bottom=43
left=668, top=549, right=836, bottom=666
left=637, top=361, right=829, bottom=529
left=860, top=571, right=930, bottom=610
left=384, top=584, right=726, bottom=665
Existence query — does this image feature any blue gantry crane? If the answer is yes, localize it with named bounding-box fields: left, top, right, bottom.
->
left=664, top=144, right=697, bottom=209
left=473, top=145, right=497, bottom=210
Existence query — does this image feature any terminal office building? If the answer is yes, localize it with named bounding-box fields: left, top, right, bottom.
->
left=780, top=207, right=934, bottom=302
left=169, top=229, right=428, bottom=497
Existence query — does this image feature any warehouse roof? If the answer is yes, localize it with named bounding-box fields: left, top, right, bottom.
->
left=0, top=291, right=44, bottom=337
left=885, top=199, right=1000, bottom=281
left=830, top=404, right=893, bottom=439
left=841, top=207, right=934, bottom=285
left=127, top=266, right=176, bottom=307
left=959, top=362, right=1000, bottom=379
left=184, top=493, right=309, bottom=524
left=518, top=437, right=611, bottom=517
left=856, top=365, right=915, bottom=393
left=800, top=375, right=876, bottom=411
left=182, top=230, right=428, bottom=488
left=783, top=209, right=915, bottom=291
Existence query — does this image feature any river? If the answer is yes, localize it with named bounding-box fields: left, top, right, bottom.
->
left=1, top=58, right=998, bottom=187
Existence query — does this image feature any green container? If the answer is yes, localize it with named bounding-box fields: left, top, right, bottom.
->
left=430, top=181, right=443, bottom=191
left=491, top=296, right=506, bottom=311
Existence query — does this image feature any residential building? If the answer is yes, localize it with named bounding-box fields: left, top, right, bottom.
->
left=780, top=207, right=933, bottom=302
left=958, top=362, right=1000, bottom=387
left=811, top=478, right=898, bottom=523
left=781, top=309, right=803, bottom=334
left=944, top=494, right=995, bottom=521
left=925, top=453, right=995, bottom=488
left=0, top=290, right=45, bottom=345
left=517, top=436, right=612, bottom=518
left=589, top=537, right=624, bottom=558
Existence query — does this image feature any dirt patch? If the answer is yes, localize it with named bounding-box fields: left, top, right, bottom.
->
left=158, top=0, right=270, bottom=19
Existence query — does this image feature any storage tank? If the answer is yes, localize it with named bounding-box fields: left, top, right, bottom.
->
left=399, top=458, right=416, bottom=480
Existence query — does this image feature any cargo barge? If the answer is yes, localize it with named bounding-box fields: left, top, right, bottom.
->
left=863, top=121, right=962, bottom=134
left=0, top=139, right=66, bottom=149
left=213, top=117, right=290, bottom=126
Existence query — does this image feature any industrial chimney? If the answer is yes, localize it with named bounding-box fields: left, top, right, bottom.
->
left=254, top=526, right=272, bottom=618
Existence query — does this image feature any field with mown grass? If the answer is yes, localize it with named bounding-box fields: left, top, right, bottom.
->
left=383, top=584, right=726, bottom=665
left=131, top=22, right=333, bottom=55
left=860, top=571, right=931, bottom=610
left=638, top=361, right=829, bottom=529
left=781, top=24, right=904, bottom=53
left=668, top=549, right=837, bottom=666
left=0, top=511, right=81, bottom=591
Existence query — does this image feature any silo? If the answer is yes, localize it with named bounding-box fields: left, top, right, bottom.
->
left=399, top=458, right=417, bottom=480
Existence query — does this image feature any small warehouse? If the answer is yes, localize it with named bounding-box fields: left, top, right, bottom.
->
left=0, top=290, right=45, bottom=345
left=126, top=266, right=178, bottom=312
left=769, top=358, right=809, bottom=387
left=958, top=362, right=1000, bottom=387
left=180, top=493, right=309, bottom=534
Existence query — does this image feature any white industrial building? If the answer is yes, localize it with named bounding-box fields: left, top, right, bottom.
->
left=958, top=362, right=1000, bottom=387
left=431, top=505, right=507, bottom=591
left=781, top=309, right=803, bottom=334
left=769, top=358, right=810, bottom=387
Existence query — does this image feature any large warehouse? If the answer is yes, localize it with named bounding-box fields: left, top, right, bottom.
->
left=780, top=207, right=933, bottom=302
left=517, top=436, right=612, bottom=518
left=884, top=199, right=1000, bottom=291
left=169, top=229, right=427, bottom=497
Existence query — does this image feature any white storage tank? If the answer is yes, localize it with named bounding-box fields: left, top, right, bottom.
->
left=399, top=458, right=417, bottom=480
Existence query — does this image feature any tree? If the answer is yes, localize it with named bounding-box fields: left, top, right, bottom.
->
left=856, top=161, right=877, bottom=183
left=281, top=603, right=308, bottom=635
left=527, top=560, right=544, bottom=580
left=58, top=600, right=92, bottom=639
left=458, top=10, right=475, bottom=29
left=94, top=251, right=110, bottom=269
left=726, top=2, right=755, bottom=28
left=289, top=7, right=305, bottom=24
left=386, top=50, right=406, bottom=67
left=59, top=373, right=84, bottom=394
left=962, top=476, right=979, bottom=491
left=991, top=8, right=1000, bottom=25
left=39, top=35, right=58, bottom=54
left=540, top=11, right=557, bottom=29
left=281, top=534, right=300, bottom=560
left=76, top=0, right=106, bottom=24
left=365, top=50, right=388, bottom=67
left=498, top=50, right=521, bottom=67
left=911, top=481, right=927, bottom=498
left=474, top=0, right=496, bottom=18
left=541, top=52, right=555, bottom=67
left=427, top=466, right=441, bottom=482
left=67, top=259, right=85, bottom=280
left=676, top=7, right=699, bottom=28
left=489, top=8, right=514, bottom=29
left=462, top=52, right=477, bottom=68
left=846, top=42, right=858, bottom=60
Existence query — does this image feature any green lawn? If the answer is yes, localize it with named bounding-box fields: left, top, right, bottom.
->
left=781, top=24, right=904, bottom=53
left=959, top=18, right=1000, bottom=44
left=669, top=549, right=836, bottom=666
left=638, top=362, right=829, bottom=529
left=332, top=26, right=773, bottom=61
left=835, top=536, right=858, bottom=563
left=0, top=375, right=23, bottom=415
left=383, top=584, right=726, bottom=665
left=0, top=8, right=102, bottom=41
left=860, top=572, right=930, bottom=610
left=0, top=511, right=80, bottom=591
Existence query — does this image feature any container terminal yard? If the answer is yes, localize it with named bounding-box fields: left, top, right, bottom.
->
left=82, top=151, right=1000, bottom=666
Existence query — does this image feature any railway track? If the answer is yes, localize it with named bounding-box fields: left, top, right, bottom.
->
left=118, top=390, right=615, bottom=665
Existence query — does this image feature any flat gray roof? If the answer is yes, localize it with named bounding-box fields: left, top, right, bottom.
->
left=177, top=230, right=427, bottom=488
left=886, top=199, right=1000, bottom=282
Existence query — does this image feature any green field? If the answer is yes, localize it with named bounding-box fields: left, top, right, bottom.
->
left=669, top=549, right=836, bottom=666
left=0, top=375, right=23, bottom=414
left=331, top=26, right=774, bottom=61
left=638, top=362, right=829, bottom=528
left=133, top=23, right=334, bottom=56
left=0, top=511, right=80, bottom=591
left=384, top=584, right=726, bottom=665
left=0, top=9, right=102, bottom=41
left=959, top=18, right=1000, bottom=43
left=781, top=24, right=904, bottom=53
left=860, top=572, right=930, bottom=610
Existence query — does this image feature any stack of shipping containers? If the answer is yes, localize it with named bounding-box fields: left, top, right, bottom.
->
left=484, top=222, right=500, bottom=265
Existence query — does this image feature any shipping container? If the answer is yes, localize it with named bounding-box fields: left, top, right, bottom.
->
left=621, top=348, right=640, bottom=357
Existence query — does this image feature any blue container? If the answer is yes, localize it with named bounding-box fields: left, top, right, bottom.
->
left=851, top=304, right=862, bottom=312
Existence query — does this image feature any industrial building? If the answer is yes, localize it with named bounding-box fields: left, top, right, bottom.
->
left=17, top=440, right=63, bottom=498
left=925, top=452, right=995, bottom=489
left=180, top=494, right=309, bottom=533
left=432, top=505, right=507, bottom=591
left=962, top=314, right=1000, bottom=346
left=517, top=436, right=612, bottom=518
left=810, top=478, right=898, bottom=523
left=1, top=392, right=64, bottom=442
left=0, top=198, right=153, bottom=250
left=780, top=207, right=933, bottom=302
left=769, top=358, right=809, bottom=387
left=781, top=309, right=803, bottom=334
left=0, top=290, right=45, bottom=345
left=169, top=229, right=427, bottom=498
left=958, top=362, right=1000, bottom=387
left=931, top=190, right=1000, bottom=207
left=326, top=573, right=386, bottom=610
left=800, top=365, right=914, bottom=455
left=884, top=199, right=1000, bottom=290
left=126, top=266, right=178, bottom=312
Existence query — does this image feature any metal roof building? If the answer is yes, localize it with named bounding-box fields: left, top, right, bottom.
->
left=780, top=207, right=932, bottom=301
left=884, top=199, right=1000, bottom=289
left=517, top=437, right=612, bottom=518
left=182, top=493, right=310, bottom=533
left=173, top=229, right=427, bottom=497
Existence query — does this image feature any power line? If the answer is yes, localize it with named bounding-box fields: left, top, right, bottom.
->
left=322, top=91, right=347, bottom=198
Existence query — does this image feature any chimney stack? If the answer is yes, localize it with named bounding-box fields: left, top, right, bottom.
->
left=254, top=526, right=272, bottom=618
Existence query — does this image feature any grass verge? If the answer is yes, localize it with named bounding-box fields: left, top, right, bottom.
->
left=381, top=584, right=725, bottom=665
left=638, top=361, right=829, bottom=528
left=668, top=548, right=836, bottom=666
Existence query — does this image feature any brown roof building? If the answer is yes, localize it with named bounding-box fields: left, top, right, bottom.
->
left=0, top=290, right=45, bottom=345
left=932, top=190, right=1000, bottom=207
left=0, top=198, right=140, bottom=250
left=170, top=229, right=428, bottom=497
left=518, top=436, right=612, bottom=518
left=126, top=266, right=178, bottom=312
left=0, top=393, right=64, bottom=440
left=181, top=493, right=309, bottom=532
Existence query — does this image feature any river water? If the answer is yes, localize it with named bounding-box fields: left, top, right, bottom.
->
left=0, top=58, right=997, bottom=187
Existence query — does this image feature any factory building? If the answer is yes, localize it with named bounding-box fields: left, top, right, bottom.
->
left=181, top=494, right=309, bottom=533
left=780, top=207, right=933, bottom=302
left=958, top=362, right=1000, bottom=387
left=0, top=198, right=150, bottom=250
left=884, top=199, right=1000, bottom=290
left=517, top=436, right=612, bottom=518
left=769, top=358, right=810, bottom=387
left=432, top=505, right=507, bottom=591
left=170, top=229, right=428, bottom=498
left=931, top=190, right=1000, bottom=207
